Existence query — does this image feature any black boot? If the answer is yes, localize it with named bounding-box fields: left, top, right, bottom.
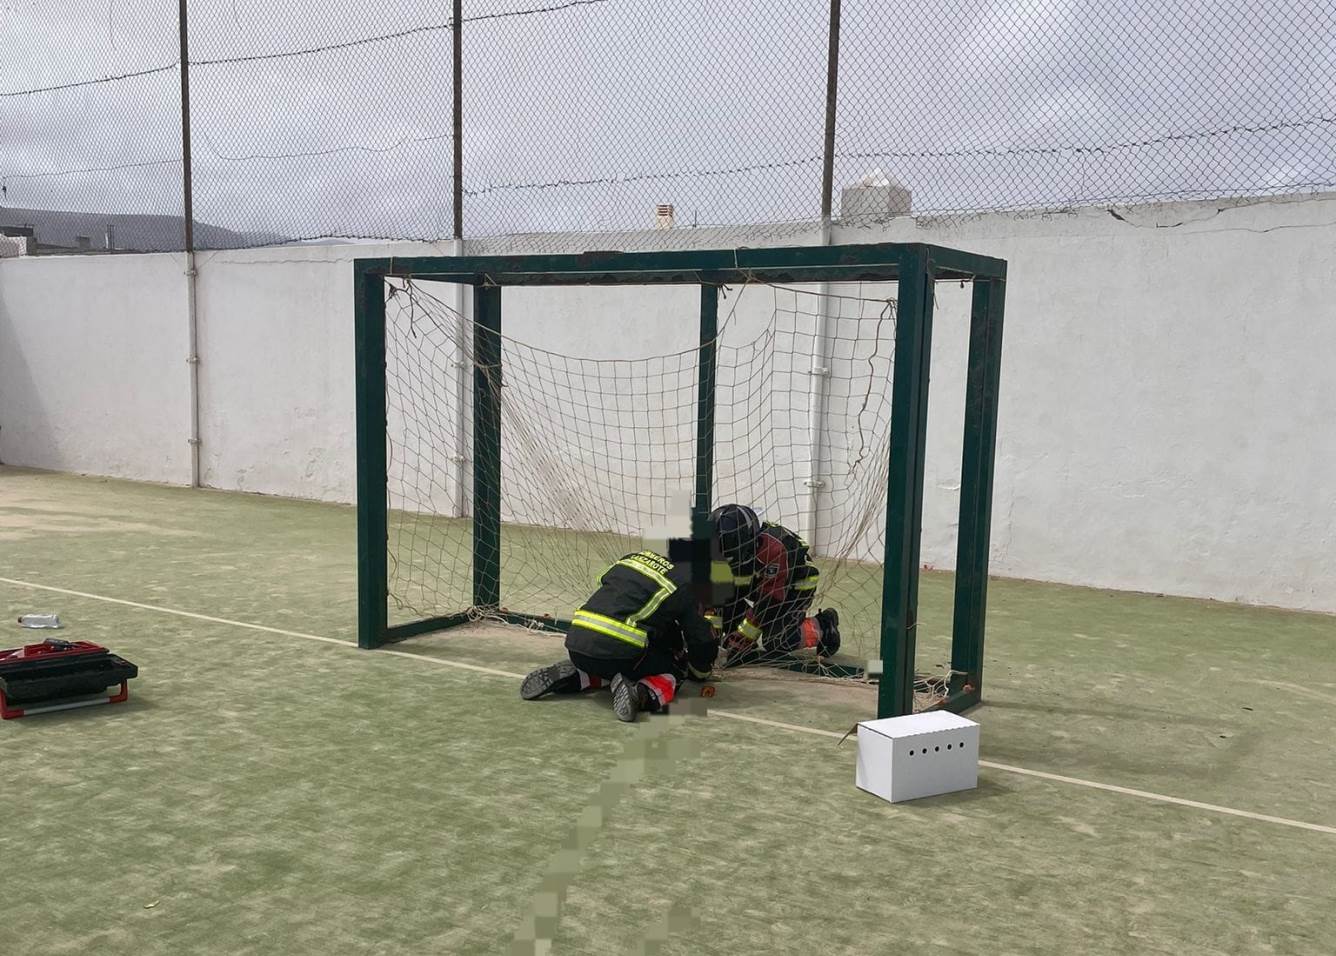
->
left=815, top=608, right=841, bottom=657
left=610, top=673, right=653, bottom=722
left=520, top=660, right=579, bottom=700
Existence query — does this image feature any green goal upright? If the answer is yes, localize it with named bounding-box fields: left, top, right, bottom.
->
left=353, top=243, right=1006, bottom=718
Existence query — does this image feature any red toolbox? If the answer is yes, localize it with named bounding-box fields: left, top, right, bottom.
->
left=0, top=639, right=138, bottom=719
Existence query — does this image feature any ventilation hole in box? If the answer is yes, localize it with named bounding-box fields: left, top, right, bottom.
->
left=946, top=744, right=952, bottom=750
left=934, top=746, right=940, bottom=752
left=908, top=749, right=915, bottom=756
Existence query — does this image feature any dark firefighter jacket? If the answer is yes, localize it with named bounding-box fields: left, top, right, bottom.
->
left=565, top=550, right=717, bottom=678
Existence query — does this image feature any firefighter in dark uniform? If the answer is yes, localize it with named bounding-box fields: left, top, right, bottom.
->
left=709, top=504, right=841, bottom=667
left=520, top=549, right=718, bottom=722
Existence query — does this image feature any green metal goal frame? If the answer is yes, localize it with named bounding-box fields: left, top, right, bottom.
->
left=353, top=242, right=1007, bottom=718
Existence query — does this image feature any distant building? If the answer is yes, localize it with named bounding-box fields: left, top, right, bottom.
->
left=0, top=207, right=286, bottom=254
left=0, top=225, right=36, bottom=258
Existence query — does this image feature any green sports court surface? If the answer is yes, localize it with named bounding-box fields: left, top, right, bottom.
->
left=2, top=466, right=1333, bottom=955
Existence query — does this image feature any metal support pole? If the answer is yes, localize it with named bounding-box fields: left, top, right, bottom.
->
left=805, top=0, right=842, bottom=546
left=949, top=277, right=1006, bottom=706
left=449, top=1, right=467, bottom=516
left=693, top=284, right=720, bottom=600
left=473, top=285, right=503, bottom=609
left=804, top=218, right=834, bottom=547
left=452, top=0, right=464, bottom=240
left=178, top=0, right=201, bottom=487
left=819, top=0, right=842, bottom=226
left=355, top=267, right=389, bottom=649
left=452, top=239, right=470, bottom=518
left=695, top=286, right=719, bottom=514
left=878, top=249, right=935, bottom=718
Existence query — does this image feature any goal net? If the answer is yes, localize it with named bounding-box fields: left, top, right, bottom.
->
left=355, top=244, right=1005, bottom=717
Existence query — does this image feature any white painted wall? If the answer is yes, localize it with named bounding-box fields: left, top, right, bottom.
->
left=198, top=248, right=349, bottom=500
left=0, top=252, right=190, bottom=484
left=845, top=196, right=1336, bottom=611
left=190, top=241, right=454, bottom=503
left=1, top=195, right=1333, bottom=613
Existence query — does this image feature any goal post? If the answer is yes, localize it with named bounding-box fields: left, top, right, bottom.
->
left=353, top=242, right=1007, bottom=718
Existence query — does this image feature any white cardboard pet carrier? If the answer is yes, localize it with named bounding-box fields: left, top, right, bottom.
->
left=856, top=711, right=979, bottom=804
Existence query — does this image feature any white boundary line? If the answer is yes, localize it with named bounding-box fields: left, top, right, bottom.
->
left=4, top=575, right=1334, bottom=837
left=972, top=761, right=1336, bottom=834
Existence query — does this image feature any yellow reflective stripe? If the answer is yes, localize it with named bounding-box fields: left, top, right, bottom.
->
left=614, top=553, right=677, bottom=629
left=732, top=574, right=754, bottom=587
left=627, top=584, right=672, bottom=628
left=705, top=614, right=723, bottom=629
left=616, top=554, right=675, bottom=592
left=792, top=567, right=820, bottom=591
left=571, top=610, right=648, bottom=648
left=738, top=618, right=762, bottom=642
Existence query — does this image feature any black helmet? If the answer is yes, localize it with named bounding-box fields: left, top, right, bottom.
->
left=710, top=503, right=760, bottom=585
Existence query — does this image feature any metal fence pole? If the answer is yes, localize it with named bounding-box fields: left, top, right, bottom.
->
left=803, top=0, right=842, bottom=549
left=178, top=0, right=202, bottom=488
left=452, top=0, right=464, bottom=240
left=451, top=1, right=469, bottom=516
left=819, top=0, right=841, bottom=226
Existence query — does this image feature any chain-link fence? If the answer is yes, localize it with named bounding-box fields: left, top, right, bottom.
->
left=3, top=0, right=1334, bottom=253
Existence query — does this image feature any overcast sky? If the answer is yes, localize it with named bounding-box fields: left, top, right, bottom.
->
left=2, top=0, right=1333, bottom=243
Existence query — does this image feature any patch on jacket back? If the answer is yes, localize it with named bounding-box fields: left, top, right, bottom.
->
left=624, top=551, right=674, bottom=575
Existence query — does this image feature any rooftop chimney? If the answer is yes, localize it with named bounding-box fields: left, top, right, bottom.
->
left=840, top=168, right=912, bottom=222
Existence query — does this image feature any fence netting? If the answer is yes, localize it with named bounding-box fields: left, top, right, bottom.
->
left=3, top=0, right=1333, bottom=252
